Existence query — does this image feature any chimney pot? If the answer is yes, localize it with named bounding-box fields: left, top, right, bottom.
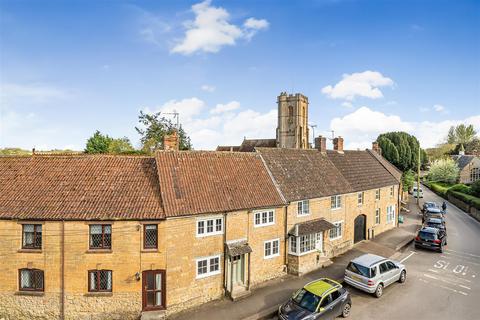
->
left=333, top=136, right=344, bottom=153
left=372, top=141, right=382, bottom=155
left=314, top=135, right=327, bottom=153
left=163, top=131, right=179, bottom=151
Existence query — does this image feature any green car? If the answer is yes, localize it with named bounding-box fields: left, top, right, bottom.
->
left=278, top=278, right=352, bottom=320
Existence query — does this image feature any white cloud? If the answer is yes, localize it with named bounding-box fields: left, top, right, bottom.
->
left=147, top=97, right=206, bottom=120
left=210, top=101, right=240, bottom=114
left=171, top=0, right=269, bottom=55
left=321, top=71, right=394, bottom=101
left=341, top=101, right=353, bottom=108
left=418, top=104, right=448, bottom=114
left=201, top=84, right=216, bottom=92
left=330, top=106, right=480, bottom=149
left=433, top=104, right=445, bottom=112
left=142, top=97, right=276, bottom=150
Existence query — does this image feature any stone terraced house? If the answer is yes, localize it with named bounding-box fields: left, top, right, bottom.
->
left=0, top=144, right=401, bottom=320
left=0, top=92, right=402, bottom=320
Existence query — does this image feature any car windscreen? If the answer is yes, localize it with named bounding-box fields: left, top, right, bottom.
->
left=419, top=231, right=436, bottom=240
left=292, top=288, right=321, bottom=313
left=427, top=222, right=443, bottom=228
left=347, top=261, right=372, bottom=278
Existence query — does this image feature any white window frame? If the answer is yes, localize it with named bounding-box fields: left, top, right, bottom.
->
left=196, top=216, right=223, bottom=237
left=289, top=233, right=323, bottom=256
left=357, top=192, right=364, bottom=206
left=330, top=195, right=342, bottom=210
left=329, top=221, right=343, bottom=240
left=471, top=168, right=480, bottom=182
left=375, top=208, right=381, bottom=225
left=297, top=200, right=310, bottom=216
left=196, top=255, right=221, bottom=279
left=264, top=239, right=280, bottom=259
left=254, top=209, right=275, bottom=227
left=386, top=205, right=396, bottom=224
left=375, top=189, right=381, bottom=201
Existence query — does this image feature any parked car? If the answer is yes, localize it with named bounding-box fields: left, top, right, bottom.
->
left=278, top=278, right=352, bottom=319
left=422, top=207, right=444, bottom=223
left=424, top=217, right=446, bottom=233
left=415, top=227, right=447, bottom=253
left=344, top=254, right=406, bottom=298
left=411, top=186, right=423, bottom=198
left=422, top=202, right=438, bottom=214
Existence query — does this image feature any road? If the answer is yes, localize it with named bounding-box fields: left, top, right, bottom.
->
left=273, top=186, right=480, bottom=320
left=346, top=186, right=480, bottom=319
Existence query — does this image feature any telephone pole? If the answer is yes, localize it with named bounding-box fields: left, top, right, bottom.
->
left=417, top=144, right=421, bottom=205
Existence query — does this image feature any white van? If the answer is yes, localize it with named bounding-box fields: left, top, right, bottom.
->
left=412, top=186, right=423, bottom=198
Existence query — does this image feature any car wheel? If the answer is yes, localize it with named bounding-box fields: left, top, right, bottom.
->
left=342, top=303, right=351, bottom=318
left=399, top=270, right=406, bottom=283
left=375, top=284, right=383, bottom=298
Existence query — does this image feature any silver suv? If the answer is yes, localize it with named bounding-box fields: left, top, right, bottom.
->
left=344, top=254, right=406, bottom=298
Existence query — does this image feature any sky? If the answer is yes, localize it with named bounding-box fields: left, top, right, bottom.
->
left=0, top=0, right=479, bottom=151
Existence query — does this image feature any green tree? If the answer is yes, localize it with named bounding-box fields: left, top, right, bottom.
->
left=402, top=169, right=415, bottom=192
left=135, top=111, right=192, bottom=152
left=108, top=137, right=135, bottom=154
left=428, top=158, right=459, bottom=184
left=376, top=132, right=425, bottom=172
left=446, top=124, right=477, bottom=145
left=85, top=131, right=113, bottom=154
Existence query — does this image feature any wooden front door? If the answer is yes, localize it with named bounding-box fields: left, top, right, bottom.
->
left=142, top=270, right=166, bottom=311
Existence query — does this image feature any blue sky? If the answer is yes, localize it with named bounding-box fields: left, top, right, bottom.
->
left=1, top=0, right=479, bottom=150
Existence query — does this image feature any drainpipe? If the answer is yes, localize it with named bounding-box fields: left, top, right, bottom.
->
left=222, top=212, right=227, bottom=296
left=60, top=220, right=65, bottom=320
left=284, top=206, right=288, bottom=271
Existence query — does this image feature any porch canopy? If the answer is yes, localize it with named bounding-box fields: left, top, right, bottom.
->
left=226, top=240, right=252, bottom=256
left=289, top=218, right=336, bottom=237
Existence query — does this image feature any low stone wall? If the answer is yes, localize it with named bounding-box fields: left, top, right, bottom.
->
left=447, top=194, right=471, bottom=212
left=0, top=292, right=60, bottom=320
left=0, top=292, right=141, bottom=320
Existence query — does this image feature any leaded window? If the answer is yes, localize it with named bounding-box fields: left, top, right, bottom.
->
left=22, top=224, right=42, bottom=249
left=89, top=224, right=111, bottom=249
left=144, top=224, right=158, bottom=249
left=19, top=268, right=44, bottom=291
left=88, top=270, right=112, bottom=292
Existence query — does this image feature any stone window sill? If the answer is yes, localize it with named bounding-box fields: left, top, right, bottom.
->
left=84, top=292, right=113, bottom=297
left=15, top=291, right=44, bottom=296
left=85, top=249, right=113, bottom=254
left=141, top=248, right=159, bottom=253
left=17, top=249, right=42, bottom=253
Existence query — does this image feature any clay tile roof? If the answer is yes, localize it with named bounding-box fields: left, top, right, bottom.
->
left=256, top=148, right=353, bottom=202
left=289, top=218, right=336, bottom=237
left=326, top=150, right=400, bottom=192
left=216, top=146, right=241, bottom=152
left=0, top=155, right=165, bottom=220
left=367, top=149, right=403, bottom=182
left=155, top=151, right=285, bottom=217
left=239, top=139, right=277, bottom=152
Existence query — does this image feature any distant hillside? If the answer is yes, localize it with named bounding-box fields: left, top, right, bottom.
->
left=0, top=148, right=81, bottom=155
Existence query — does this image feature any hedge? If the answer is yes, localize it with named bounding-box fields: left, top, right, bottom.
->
left=447, top=189, right=480, bottom=210
left=429, top=182, right=449, bottom=197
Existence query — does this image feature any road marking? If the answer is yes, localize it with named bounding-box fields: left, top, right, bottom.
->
left=423, top=273, right=471, bottom=289
left=428, top=269, right=440, bottom=273
left=459, top=284, right=471, bottom=290
left=419, top=277, right=468, bottom=296
left=442, top=252, right=480, bottom=266
left=445, top=249, right=480, bottom=259
left=400, top=251, right=416, bottom=263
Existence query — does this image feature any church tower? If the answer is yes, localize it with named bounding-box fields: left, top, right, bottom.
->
left=276, top=92, right=309, bottom=149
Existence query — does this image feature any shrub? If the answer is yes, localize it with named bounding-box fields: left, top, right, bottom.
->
left=428, top=158, right=459, bottom=184
left=471, top=180, right=480, bottom=197
left=447, top=190, right=480, bottom=210
left=449, top=184, right=472, bottom=195
left=429, top=182, right=449, bottom=197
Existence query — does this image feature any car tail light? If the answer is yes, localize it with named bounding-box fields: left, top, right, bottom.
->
left=367, top=280, right=374, bottom=286
left=415, top=236, right=420, bottom=241
left=433, top=239, right=441, bottom=244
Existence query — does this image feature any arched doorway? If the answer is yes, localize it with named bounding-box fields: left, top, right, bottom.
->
left=354, top=215, right=366, bottom=243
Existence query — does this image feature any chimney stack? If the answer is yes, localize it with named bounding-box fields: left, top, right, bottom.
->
left=314, top=135, right=327, bottom=153
left=372, top=141, right=382, bottom=155
left=163, top=131, right=179, bottom=151
left=333, top=136, right=344, bottom=153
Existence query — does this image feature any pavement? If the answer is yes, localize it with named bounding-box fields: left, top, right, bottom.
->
left=170, top=199, right=421, bottom=320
